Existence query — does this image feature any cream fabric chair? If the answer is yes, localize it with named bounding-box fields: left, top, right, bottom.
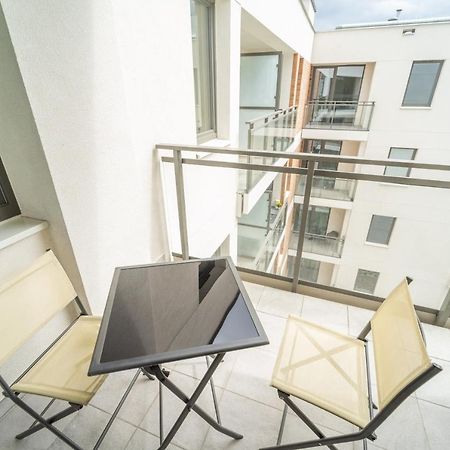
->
left=262, top=279, right=442, bottom=450
left=0, top=251, right=109, bottom=450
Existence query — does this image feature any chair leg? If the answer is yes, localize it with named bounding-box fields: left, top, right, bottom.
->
left=16, top=403, right=82, bottom=440
left=275, top=391, right=340, bottom=450
left=206, top=355, right=222, bottom=424
left=277, top=404, right=289, bottom=445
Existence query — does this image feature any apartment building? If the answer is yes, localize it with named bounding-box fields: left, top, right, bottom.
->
left=232, top=16, right=450, bottom=315
left=289, top=18, right=450, bottom=312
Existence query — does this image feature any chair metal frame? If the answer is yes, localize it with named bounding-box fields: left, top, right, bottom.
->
left=261, top=280, right=443, bottom=450
left=0, top=281, right=145, bottom=450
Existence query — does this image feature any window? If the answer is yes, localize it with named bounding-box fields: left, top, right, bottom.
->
left=190, top=0, right=216, bottom=141
left=384, top=147, right=417, bottom=177
left=354, top=269, right=379, bottom=294
left=311, top=65, right=365, bottom=102
left=366, top=215, right=396, bottom=245
left=402, top=61, right=443, bottom=107
left=0, top=157, right=20, bottom=222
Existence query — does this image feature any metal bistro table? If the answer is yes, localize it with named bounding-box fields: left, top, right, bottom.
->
left=89, top=257, right=269, bottom=449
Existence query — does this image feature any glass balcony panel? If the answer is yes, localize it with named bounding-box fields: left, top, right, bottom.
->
left=304, top=101, right=374, bottom=130
left=297, top=175, right=356, bottom=201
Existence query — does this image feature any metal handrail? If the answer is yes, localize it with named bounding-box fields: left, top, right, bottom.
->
left=307, top=100, right=375, bottom=105
left=246, top=105, right=297, bottom=128
left=157, top=145, right=450, bottom=172
left=160, top=142, right=450, bottom=323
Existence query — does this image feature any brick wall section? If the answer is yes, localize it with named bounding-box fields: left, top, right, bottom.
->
left=276, top=56, right=312, bottom=276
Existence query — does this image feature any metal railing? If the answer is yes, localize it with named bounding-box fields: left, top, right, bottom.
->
left=158, top=142, right=450, bottom=324
left=304, top=100, right=375, bottom=130
left=240, top=106, right=299, bottom=193
left=297, top=176, right=356, bottom=201
left=246, top=105, right=297, bottom=152
left=290, top=231, right=344, bottom=258
left=253, top=201, right=288, bottom=272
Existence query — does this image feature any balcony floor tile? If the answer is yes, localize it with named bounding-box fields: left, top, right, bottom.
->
left=301, top=296, right=349, bottom=334
left=257, top=286, right=303, bottom=318
left=0, top=287, right=449, bottom=449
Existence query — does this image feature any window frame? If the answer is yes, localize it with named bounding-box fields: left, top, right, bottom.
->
left=354, top=268, right=380, bottom=295
left=191, top=0, right=217, bottom=143
left=366, top=214, right=396, bottom=246
left=402, top=60, right=444, bottom=107
left=0, top=157, right=21, bottom=223
left=384, top=147, right=417, bottom=177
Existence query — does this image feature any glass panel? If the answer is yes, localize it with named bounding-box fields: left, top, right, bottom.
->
left=366, top=215, right=396, bottom=245
left=384, top=148, right=416, bottom=177
left=403, top=61, right=443, bottom=107
left=314, top=67, right=334, bottom=101
left=191, top=0, right=214, bottom=134
left=334, top=66, right=364, bottom=102
left=95, top=259, right=265, bottom=371
left=287, top=256, right=320, bottom=282
left=294, top=205, right=331, bottom=235
left=354, top=269, right=379, bottom=294
left=240, top=54, right=279, bottom=108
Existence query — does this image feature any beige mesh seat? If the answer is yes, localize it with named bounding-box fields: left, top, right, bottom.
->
left=262, top=279, right=442, bottom=450
left=272, top=316, right=370, bottom=428
left=11, top=316, right=105, bottom=405
left=0, top=251, right=108, bottom=450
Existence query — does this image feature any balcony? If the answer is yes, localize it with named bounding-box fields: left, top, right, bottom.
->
left=1, top=279, right=449, bottom=449
left=158, top=143, right=450, bottom=325
left=290, top=231, right=344, bottom=259
left=297, top=176, right=356, bottom=202
left=304, top=100, right=375, bottom=131
left=239, top=106, right=298, bottom=195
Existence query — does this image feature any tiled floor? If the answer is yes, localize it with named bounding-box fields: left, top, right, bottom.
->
left=1, top=283, right=449, bottom=450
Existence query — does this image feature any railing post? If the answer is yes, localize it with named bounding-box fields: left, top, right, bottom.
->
left=436, top=287, right=450, bottom=326
left=173, top=148, right=189, bottom=260
left=367, top=101, right=375, bottom=130
left=291, top=161, right=316, bottom=292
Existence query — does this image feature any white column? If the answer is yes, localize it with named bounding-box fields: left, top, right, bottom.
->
left=215, top=0, right=241, bottom=146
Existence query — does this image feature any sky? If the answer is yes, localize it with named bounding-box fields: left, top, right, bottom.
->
left=314, top=0, right=450, bottom=31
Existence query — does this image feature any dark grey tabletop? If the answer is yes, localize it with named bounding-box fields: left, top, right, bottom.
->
left=89, top=257, right=268, bottom=375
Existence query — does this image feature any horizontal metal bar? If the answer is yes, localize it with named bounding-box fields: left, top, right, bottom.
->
left=161, top=156, right=450, bottom=189
left=307, top=101, right=375, bottom=105
left=157, top=146, right=450, bottom=171
left=161, top=156, right=307, bottom=176
left=314, top=169, right=450, bottom=189
left=245, top=106, right=297, bottom=125
left=236, top=265, right=439, bottom=316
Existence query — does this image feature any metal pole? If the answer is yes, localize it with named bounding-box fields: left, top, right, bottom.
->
left=291, top=161, right=316, bottom=292
left=436, top=287, right=450, bottom=326
left=247, top=124, right=254, bottom=190
left=173, top=149, right=189, bottom=260
left=159, top=381, right=164, bottom=445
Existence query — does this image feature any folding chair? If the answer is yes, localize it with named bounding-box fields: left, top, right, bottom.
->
left=0, top=250, right=125, bottom=450
left=262, top=278, right=442, bottom=450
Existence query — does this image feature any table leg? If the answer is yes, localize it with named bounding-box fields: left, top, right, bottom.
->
left=146, top=353, right=243, bottom=450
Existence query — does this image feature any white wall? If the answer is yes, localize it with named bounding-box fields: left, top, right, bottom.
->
left=240, top=0, right=314, bottom=60
left=312, top=22, right=450, bottom=309
left=0, top=4, right=87, bottom=307
left=0, top=0, right=315, bottom=316
left=0, top=0, right=199, bottom=314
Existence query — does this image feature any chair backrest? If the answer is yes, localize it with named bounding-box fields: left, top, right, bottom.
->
left=0, top=250, right=77, bottom=365
left=371, top=279, right=432, bottom=410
